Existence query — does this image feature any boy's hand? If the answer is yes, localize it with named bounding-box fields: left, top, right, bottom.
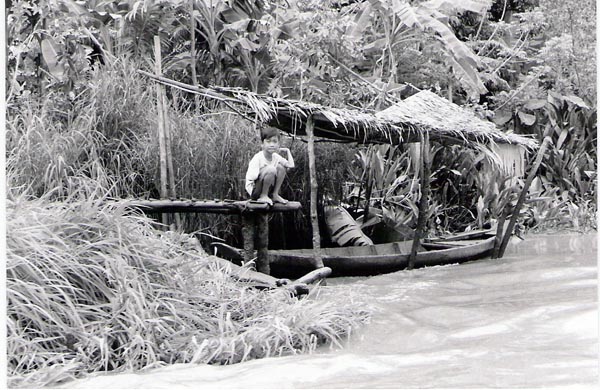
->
left=279, top=147, right=290, bottom=154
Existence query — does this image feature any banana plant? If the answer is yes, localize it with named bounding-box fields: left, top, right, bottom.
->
left=345, top=0, right=491, bottom=98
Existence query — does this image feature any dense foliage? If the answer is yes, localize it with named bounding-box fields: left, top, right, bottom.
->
left=7, top=0, right=595, bottom=240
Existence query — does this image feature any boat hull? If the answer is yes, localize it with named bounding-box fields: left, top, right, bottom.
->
left=268, top=235, right=496, bottom=278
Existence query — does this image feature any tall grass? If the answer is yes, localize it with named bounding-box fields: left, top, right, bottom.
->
left=6, top=189, right=370, bottom=388
left=5, top=57, right=355, bottom=247
left=6, top=58, right=155, bottom=199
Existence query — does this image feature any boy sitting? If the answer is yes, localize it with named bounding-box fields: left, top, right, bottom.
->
left=245, top=126, right=295, bottom=205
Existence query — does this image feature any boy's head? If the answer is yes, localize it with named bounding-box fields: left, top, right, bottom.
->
left=260, top=126, right=280, bottom=142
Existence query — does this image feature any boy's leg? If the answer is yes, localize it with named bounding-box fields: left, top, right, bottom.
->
left=251, top=166, right=276, bottom=205
left=271, top=163, right=288, bottom=204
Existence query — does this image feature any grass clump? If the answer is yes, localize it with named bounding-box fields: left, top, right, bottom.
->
left=6, top=192, right=370, bottom=388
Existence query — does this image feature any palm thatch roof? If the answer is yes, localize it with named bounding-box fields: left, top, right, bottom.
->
left=376, top=90, right=537, bottom=148
left=140, top=71, right=537, bottom=150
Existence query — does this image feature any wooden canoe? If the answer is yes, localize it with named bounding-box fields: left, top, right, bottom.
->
left=211, top=229, right=497, bottom=279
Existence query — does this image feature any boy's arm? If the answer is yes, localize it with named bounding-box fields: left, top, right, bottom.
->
left=245, top=155, right=260, bottom=195
left=279, top=148, right=295, bottom=169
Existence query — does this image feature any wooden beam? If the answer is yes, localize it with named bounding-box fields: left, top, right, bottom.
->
left=306, top=115, right=324, bottom=269
left=119, top=199, right=302, bottom=214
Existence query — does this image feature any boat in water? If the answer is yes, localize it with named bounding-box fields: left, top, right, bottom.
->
left=211, top=229, right=497, bottom=279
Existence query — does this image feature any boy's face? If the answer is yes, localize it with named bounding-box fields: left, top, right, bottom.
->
left=262, top=135, right=280, bottom=155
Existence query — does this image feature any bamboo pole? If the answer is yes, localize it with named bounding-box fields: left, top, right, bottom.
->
left=497, top=137, right=551, bottom=258
left=408, top=131, right=430, bottom=270
left=153, top=36, right=169, bottom=227
left=162, top=93, right=182, bottom=230
left=189, top=0, right=199, bottom=108
left=306, top=115, right=324, bottom=269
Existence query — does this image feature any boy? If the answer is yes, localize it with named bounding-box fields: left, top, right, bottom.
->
left=245, top=126, right=295, bottom=205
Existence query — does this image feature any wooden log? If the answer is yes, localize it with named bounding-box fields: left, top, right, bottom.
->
left=294, top=267, right=332, bottom=285
left=211, top=257, right=311, bottom=297
left=305, top=115, right=324, bottom=269
left=255, top=213, right=270, bottom=274
left=497, top=137, right=551, bottom=258
left=285, top=283, right=310, bottom=297
left=241, top=214, right=256, bottom=268
left=209, top=242, right=243, bottom=263
left=409, top=131, right=430, bottom=270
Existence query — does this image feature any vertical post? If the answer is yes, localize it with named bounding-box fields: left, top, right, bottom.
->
left=491, top=209, right=507, bottom=259
left=497, top=137, right=551, bottom=258
left=189, top=0, right=199, bottom=108
left=241, top=214, right=256, bottom=268
left=255, top=214, right=270, bottom=274
left=306, top=115, right=324, bottom=269
left=162, top=91, right=181, bottom=230
left=154, top=36, right=169, bottom=227
left=408, top=132, right=430, bottom=270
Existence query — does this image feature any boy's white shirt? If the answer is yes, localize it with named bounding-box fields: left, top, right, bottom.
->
left=245, top=151, right=289, bottom=195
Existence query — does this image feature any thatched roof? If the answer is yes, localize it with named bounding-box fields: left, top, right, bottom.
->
left=140, top=71, right=537, bottom=149
left=376, top=91, right=538, bottom=149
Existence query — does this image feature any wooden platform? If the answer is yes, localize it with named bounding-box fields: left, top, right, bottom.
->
left=117, top=198, right=303, bottom=276
left=119, top=198, right=302, bottom=214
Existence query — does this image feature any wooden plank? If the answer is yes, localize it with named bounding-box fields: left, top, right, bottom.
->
left=118, top=199, right=302, bottom=214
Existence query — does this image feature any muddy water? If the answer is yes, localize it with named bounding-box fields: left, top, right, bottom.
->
left=60, top=234, right=598, bottom=389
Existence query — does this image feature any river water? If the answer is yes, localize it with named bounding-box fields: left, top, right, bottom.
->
left=60, top=233, right=598, bottom=389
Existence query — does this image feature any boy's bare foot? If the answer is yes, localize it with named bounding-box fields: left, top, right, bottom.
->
left=257, top=196, right=273, bottom=205
left=272, top=194, right=288, bottom=204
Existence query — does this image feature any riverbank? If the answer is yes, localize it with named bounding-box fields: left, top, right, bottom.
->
left=55, top=232, right=598, bottom=389
left=5, top=196, right=370, bottom=388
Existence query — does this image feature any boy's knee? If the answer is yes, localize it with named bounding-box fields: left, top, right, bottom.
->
left=276, top=163, right=286, bottom=175
left=260, top=165, right=277, bottom=178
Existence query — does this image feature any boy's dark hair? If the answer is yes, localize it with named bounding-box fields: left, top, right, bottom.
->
left=260, top=126, right=280, bottom=141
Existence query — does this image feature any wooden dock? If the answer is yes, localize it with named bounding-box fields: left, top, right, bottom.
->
left=118, top=198, right=302, bottom=276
